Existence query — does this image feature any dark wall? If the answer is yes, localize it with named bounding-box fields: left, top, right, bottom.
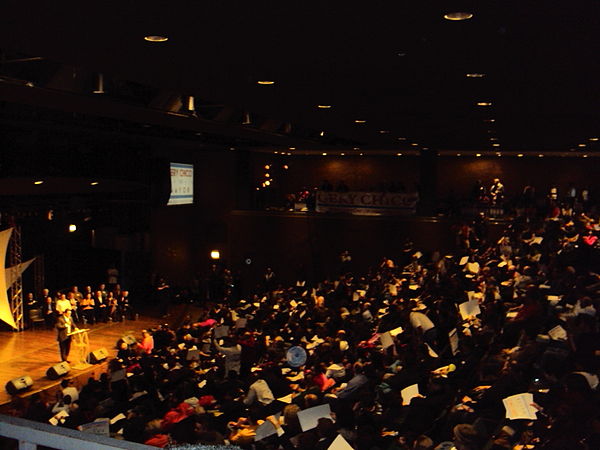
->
left=243, top=153, right=599, bottom=203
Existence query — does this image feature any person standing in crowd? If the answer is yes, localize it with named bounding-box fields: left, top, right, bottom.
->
left=489, top=177, right=504, bottom=205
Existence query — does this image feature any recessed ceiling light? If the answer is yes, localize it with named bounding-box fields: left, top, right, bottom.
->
left=444, top=12, right=473, bottom=21
left=397, top=137, right=407, bottom=141
left=397, top=153, right=403, bottom=156
left=517, top=153, right=523, bottom=157
left=496, top=152, right=502, bottom=156
left=476, top=153, right=482, bottom=157
left=484, top=119, right=496, bottom=123
left=538, top=154, right=544, bottom=157
left=490, top=137, right=498, bottom=141
left=90, top=181, right=99, bottom=186
left=411, top=143, right=419, bottom=146
left=477, top=102, right=492, bottom=106
left=144, top=35, right=168, bottom=42
left=354, top=120, right=366, bottom=124
left=492, top=143, right=500, bottom=147
left=289, top=147, right=296, bottom=150
left=274, top=151, right=279, bottom=154
left=466, top=73, right=485, bottom=78
left=397, top=52, right=407, bottom=57
left=353, top=147, right=360, bottom=150
left=341, top=153, right=345, bottom=156
left=322, top=152, right=327, bottom=156
left=359, top=153, right=364, bottom=156
left=590, top=137, right=599, bottom=141
left=578, top=143, right=586, bottom=147
left=379, top=130, right=390, bottom=134
left=34, top=180, right=44, bottom=185
left=320, top=131, right=325, bottom=136
left=457, top=153, right=462, bottom=156
left=583, top=154, right=589, bottom=158
left=317, top=105, right=331, bottom=109
left=257, top=80, right=275, bottom=85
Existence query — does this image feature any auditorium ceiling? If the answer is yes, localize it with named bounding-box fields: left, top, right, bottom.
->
left=0, top=1, right=598, bottom=155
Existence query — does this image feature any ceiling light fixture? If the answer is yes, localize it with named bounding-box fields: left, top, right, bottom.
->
left=397, top=137, right=407, bottom=141
left=476, top=153, right=482, bottom=157
left=484, top=119, right=496, bottom=122
left=457, top=153, right=462, bottom=156
left=492, top=143, right=500, bottom=147
left=379, top=130, right=390, bottom=134
left=257, top=80, right=275, bottom=85
left=444, top=12, right=473, bottom=21
left=90, top=181, right=99, bottom=186
left=490, top=137, right=498, bottom=141
left=320, top=131, right=325, bottom=137
left=517, top=153, right=523, bottom=157
left=583, top=154, right=589, bottom=158
left=397, top=153, right=403, bottom=156
left=578, top=144, right=586, bottom=147
left=353, top=147, right=360, bottom=150
left=317, top=105, right=331, bottom=109
left=538, top=154, right=544, bottom=157
left=466, top=73, right=485, bottom=78
left=590, top=137, right=599, bottom=141
left=289, top=147, right=296, bottom=150
left=477, top=102, right=492, bottom=106
left=144, top=35, right=168, bottom=42
left=34, top=180, right=44, bottom=185
left=322, top=152, right=327, bottom=156
left=354, top=120, right=366, bottom=124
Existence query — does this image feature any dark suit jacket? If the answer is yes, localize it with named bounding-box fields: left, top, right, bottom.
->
left=56, top=315, right=73, bottom=342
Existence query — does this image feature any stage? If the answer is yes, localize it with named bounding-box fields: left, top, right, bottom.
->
left=0, top=313, right=167, bottom=408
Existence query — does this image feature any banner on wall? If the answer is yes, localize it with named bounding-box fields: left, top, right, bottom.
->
left=0, top=228, right=17, bottom=329
left=316, top=191, right=419, bottom=215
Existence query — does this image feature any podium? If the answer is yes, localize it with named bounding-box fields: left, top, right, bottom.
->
left=68, top=328, right=91, bottom=370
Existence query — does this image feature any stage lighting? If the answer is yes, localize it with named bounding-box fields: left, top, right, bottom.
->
left=68, top=224, right=77, bottom=233
left=210, top=250, right=220, bottom=260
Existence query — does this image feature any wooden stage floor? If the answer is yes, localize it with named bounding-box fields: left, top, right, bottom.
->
left=0, top=314, right=167, bottom=407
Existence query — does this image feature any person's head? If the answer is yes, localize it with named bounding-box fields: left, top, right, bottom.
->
left=72, top=286, right=79, bottom=293
left=27, top=292, right=33, bottom=300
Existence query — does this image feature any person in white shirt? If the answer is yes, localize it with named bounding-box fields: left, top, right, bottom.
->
left=55, top=293, right=71, bottom=315
left=409, top=309, right=437, bottom=346
left=243, top=371, right=274, bottom=406
left=61, top=379, right=79, bottom=403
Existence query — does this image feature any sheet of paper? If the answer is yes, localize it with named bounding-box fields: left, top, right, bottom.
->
left=414, top=251, right=423, bottom=259
left=277, top=393, right=294, bottom=404
left=401, top=384, right=420, bottom=406
left=425, top=343, right=439, bottom=358
left=459, top=256, right=469, bottom=266
left=290, top=300, right=298, bottom=308
left=498, top=261, right=507, bottom=268
left=198, top=379, right=207, bottom=388
left=449, top=328, right=459, bottom=356
left=328, top=434, right=354, bottom=450
left=388, top=284, right=398, bottom=296
left=467, top=262, right=480, bottom=274
left=459, top=300, right=481, bottom=320
left=49, top=410, right=69, bottom=426
left=531, top=236, right=543, bottom=245
left=254, top=413, right=281, bottom=441
left=506, top=311, right=518, bottom=319
left=110, top=413, right=126, bottom=425
left=548, top=325, right=567, bottom=341
left=503, top=393, right=537, bottom=420
left=297, top=403, right=332, bottom=432
left=409, top=284, right=419, bottom=291
left=389, top=326, right=403, bottom=337
left=379, top=332, right=394, bottom=349
left=79, top=418, right=110, bottom=436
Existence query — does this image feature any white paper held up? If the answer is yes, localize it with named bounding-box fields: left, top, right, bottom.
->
left=297, top=403, right=333, bottom=432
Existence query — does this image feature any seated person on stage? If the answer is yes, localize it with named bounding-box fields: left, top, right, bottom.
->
left=80, top=293, right=95, bottom=325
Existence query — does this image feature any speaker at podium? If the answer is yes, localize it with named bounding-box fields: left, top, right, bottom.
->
left=5, top=376, right=33, bottom=395
left=46, top=362, right=71, bottom=380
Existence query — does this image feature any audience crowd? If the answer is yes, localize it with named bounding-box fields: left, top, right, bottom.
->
left=6, top=208, right=600, bottom=450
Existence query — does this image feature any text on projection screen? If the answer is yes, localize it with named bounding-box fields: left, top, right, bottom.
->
left=168, top=163, right=194, bottom=205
